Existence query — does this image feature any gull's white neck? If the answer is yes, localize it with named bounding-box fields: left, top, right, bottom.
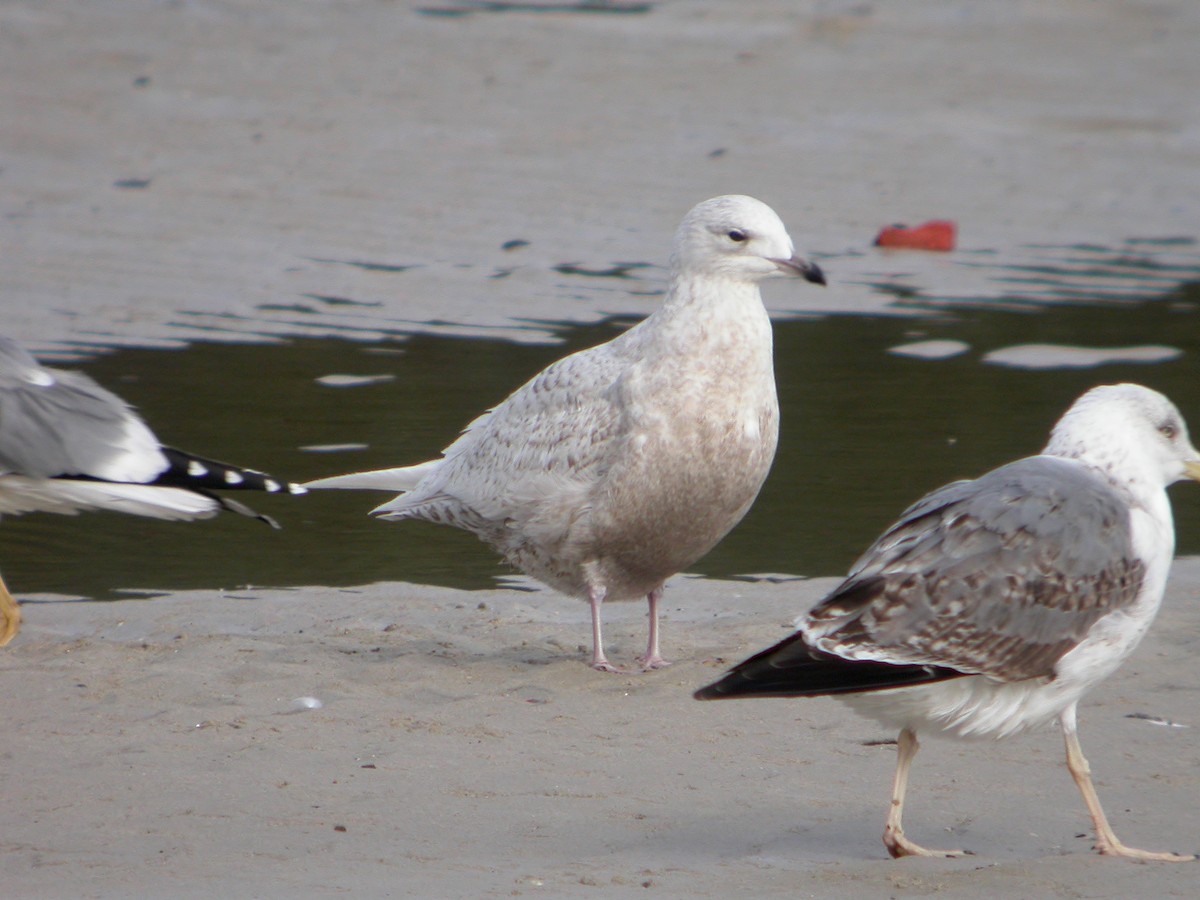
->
left=661, top=270, right=768, bottom=317
left=1043, top=425, right=1176, bottom=579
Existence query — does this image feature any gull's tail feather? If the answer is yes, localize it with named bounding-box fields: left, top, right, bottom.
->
left=304, top=460, right=439, bottom=492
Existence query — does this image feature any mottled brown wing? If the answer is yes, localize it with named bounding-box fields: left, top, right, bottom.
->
left=805, top=455, right=1145, bottom=682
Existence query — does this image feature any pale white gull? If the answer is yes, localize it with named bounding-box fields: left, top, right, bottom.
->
left=696, top=383, right=1200, bottom=861
left=306, top=195, right=826, bottom=672
left=0, top=336, right=307, bottom=647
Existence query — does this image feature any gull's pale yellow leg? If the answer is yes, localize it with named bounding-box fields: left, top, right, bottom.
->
left=883, top=727, right=968, bottom=859
left=1060, top=706, right=1195, bottom=862
left=0, top=568, right=21, bottom=647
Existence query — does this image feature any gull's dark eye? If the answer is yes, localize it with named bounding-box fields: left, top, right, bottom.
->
left=727, top=229, right=748, bottom=243
left=1159, top=422, right=1178, bottom=440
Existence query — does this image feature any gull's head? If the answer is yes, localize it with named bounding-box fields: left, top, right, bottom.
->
left=1045, top=383, right=1200, bottom=487
left=670, top=195, right=826, bottom=285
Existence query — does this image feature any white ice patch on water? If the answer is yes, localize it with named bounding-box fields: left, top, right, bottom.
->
left=887, top=339, right=971, bottom=360
left=315, top=373, right=396, bottom=387
left=982, top=343, right=1181, bottom=370
left=299, top=443, right=370, bottom=453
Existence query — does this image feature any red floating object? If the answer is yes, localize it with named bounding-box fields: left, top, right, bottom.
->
left=874, top=220, right=957, bottom=252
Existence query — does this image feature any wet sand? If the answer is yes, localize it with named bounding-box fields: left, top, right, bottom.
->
left=3, top=565, right=1199, bottom=897
left=2, top=1, right=1200, bottom=896
left=4, top=2, right=1199, bottom=357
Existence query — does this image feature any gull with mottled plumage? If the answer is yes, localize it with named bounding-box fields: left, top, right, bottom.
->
left=697, top=383, right=1200, bottom=861
left=0, top=336, right=306, bottom=646
left=306, top=195, right=826, bottom=672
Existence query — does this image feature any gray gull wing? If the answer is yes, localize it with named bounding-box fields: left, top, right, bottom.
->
left=0, top=336, right=167, bottom=482
left=379, top=340, right=629, bottom=535
left=0, top=334, right=306, bottom=648
left=696, top=455, right=1145, bottom=700
left=809, top=455, right=1145, bottom=680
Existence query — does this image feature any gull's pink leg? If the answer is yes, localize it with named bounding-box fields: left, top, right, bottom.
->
left=636, top=587, right=672, bottom=670
left=588, top=584, right=623, bottom=673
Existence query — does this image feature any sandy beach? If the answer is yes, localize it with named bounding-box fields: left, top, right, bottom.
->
left=4, top=567, right=1199, bottom=897
left=2, top=1, right=1200, bottom=896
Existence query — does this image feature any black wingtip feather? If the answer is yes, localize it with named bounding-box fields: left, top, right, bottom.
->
left=145, top=447, right=305, bottom=527
left=216, top=495, right=283, bottom=530
left=694, top=631, right=964, bottom=701
left=156, top=447, right=306, bottom=496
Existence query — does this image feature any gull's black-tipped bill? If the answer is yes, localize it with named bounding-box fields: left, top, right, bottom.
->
left=771, top=255, right=826, bottom=285
left=802, top=261, right=827, bottom=285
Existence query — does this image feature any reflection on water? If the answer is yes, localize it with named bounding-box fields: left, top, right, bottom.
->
left=2, top=282, right=1199, bottom=600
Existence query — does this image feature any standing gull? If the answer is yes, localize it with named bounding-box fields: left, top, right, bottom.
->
left=306, top=195, right=826, bottom=672
left=696, top=384, right=1200, bottom=861
left=0, top=336, right=306, bottom=647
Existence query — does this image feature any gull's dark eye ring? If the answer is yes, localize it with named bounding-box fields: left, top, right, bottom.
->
left=1159, top=423, right=1178, bottom=440
left=727, top=229, right=748, bottom=243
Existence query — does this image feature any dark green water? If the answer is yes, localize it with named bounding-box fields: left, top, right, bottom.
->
left=3, top=282, right=1200, bottom=600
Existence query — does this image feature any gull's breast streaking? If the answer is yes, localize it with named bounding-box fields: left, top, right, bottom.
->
left=697, top=383, right=1200, bottom=862
left=306, top=195, right=826, bottom=672
left=0, top=336, right=307, bottom=647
